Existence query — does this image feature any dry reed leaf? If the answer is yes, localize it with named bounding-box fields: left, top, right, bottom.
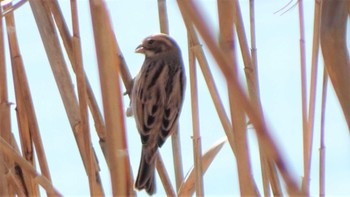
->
left=320, top=0, right=350, bottom=131
left=178, top=137, right=227, bottom=196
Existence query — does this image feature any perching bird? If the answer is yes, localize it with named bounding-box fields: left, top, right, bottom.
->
left=131, top=33, right=186, bottom=195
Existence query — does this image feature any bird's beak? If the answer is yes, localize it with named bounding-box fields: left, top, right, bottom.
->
left=135, top=44, right=145, bottom=53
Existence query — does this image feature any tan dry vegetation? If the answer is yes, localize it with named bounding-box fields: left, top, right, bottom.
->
left=0, top=0, right=348, bottom=196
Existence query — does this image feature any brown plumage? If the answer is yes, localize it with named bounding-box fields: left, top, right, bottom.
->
left=131, top=34, right=186, bottom=195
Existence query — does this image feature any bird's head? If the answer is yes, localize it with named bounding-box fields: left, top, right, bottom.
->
left=135, top=33, right=180, bottom=58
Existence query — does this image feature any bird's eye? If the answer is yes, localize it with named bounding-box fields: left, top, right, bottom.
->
left=148, top=39, right=154, bottom=45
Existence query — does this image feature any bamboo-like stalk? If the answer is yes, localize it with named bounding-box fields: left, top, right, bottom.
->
left=299, top=2, right=321, bottom=195
left=219, top=0, right=260, bottom=195
left=158, top=0, right=169, bottom=34
left=156, top=153, right=176, bottom=197
left=248, top=0, right=274, bottom=195
left=29, top=0, right=105, bottom=193
left=319, top=68, right=327, bottom=197
left=89, top=0, right=133, bottom=195
left=0, top=5, right=9, bottom=196
left=320, top=0, right=350, bottom=131
left=4, top=5, right=36, bottom=193
left=178, top=0, right=302, bottom=195
left=5, top=6, right=52, bottom=197
left=70, top=0, right=103, bottom=196
left=0, top=137, right=62, bottom=196
left=177, top=1, right=236, bottom=157
left=188, top=34, right=204, bottom=196
left=47, top=0, right=107, bottom=143
left=299, top=0, right=310, bottom=193
left=157, top=0, right=184, bottom=191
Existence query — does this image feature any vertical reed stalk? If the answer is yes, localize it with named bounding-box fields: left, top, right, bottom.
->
left=47, top=0, right=107, bottom=145
left=178, top=1, right=301, bottom=194
left=29, top=0, right=105, bottom=193
left=248, top=1, right=274, bottom=195
left=303, top=0, right=323, bottom=194
left=177, top=1, right=236, bottom=157
left=219, top=0, right=259, bottom=195
left=5, top=5, right=52, bottom=196
left=89, top=0, right=133, bottom=195
left=70, top=0, right=103, bottom=196
left=0, top=5, right=9, bottom=196
left=298, top=0, right=309, bottom=193
left=319, top=68, right=327, bottom=197
left=157, top=0, right=184, bottom=191
left=188, top=34, right=204, bottom=196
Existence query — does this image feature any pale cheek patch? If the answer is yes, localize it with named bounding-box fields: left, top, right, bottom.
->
left=145, top=50, right=155, bottom=57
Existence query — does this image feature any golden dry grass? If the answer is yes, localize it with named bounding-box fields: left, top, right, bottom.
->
left=0, top=0, right=349, bottom=196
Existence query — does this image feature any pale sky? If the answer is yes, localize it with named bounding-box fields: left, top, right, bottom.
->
left=2, top=0, right=350, bottom=196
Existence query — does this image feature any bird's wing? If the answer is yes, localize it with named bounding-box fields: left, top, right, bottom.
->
left=133, top=61, right=167, bottom=147
left=157, top=66, right=186, bottom=147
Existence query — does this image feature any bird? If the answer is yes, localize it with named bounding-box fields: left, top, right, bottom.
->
left=131, top=33, right=186, bottom=195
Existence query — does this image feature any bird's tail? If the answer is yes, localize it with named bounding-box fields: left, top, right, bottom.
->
left=135, top=146, right=157, bottom=195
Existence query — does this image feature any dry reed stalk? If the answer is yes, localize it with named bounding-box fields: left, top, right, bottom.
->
left=302, top=0, right=323, bottom=194
left=1, top=0, right=27, bottom=17
left=47, top=0, right=107, bottom=144
left=0, top=137, right=62, bottom=196
left=71, top=0, right=103, bottom=195
left=319, top=68, right=327, bottom=197
left=297, top=3, right=308, bottom=168
left=188, top=33, right=204, bottom=196
left=156, top=153, right=176, bottom=197
left=219, top=1, right=260, bottom=195
left=0, top=5, right=9, bottom=196
left=177, top=1, right=236, bottom=157
left=157, top=0, right=184, bottom=191
left=320, top=0, right=350, bottom=131
left=178, top=0, right=302, bottom=195
left=28, top=1, right=106, bottom=194
left=158, top=0, right=169, bottom=34
left=248, top=1, right=273, bottom=195
left=89, top=0, right=133, bottom=195
left=5, top=5, right=53, bottom=197
left=178, top=137, right=227, bottom=196
left=115, top=40, right=133, bottom=98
